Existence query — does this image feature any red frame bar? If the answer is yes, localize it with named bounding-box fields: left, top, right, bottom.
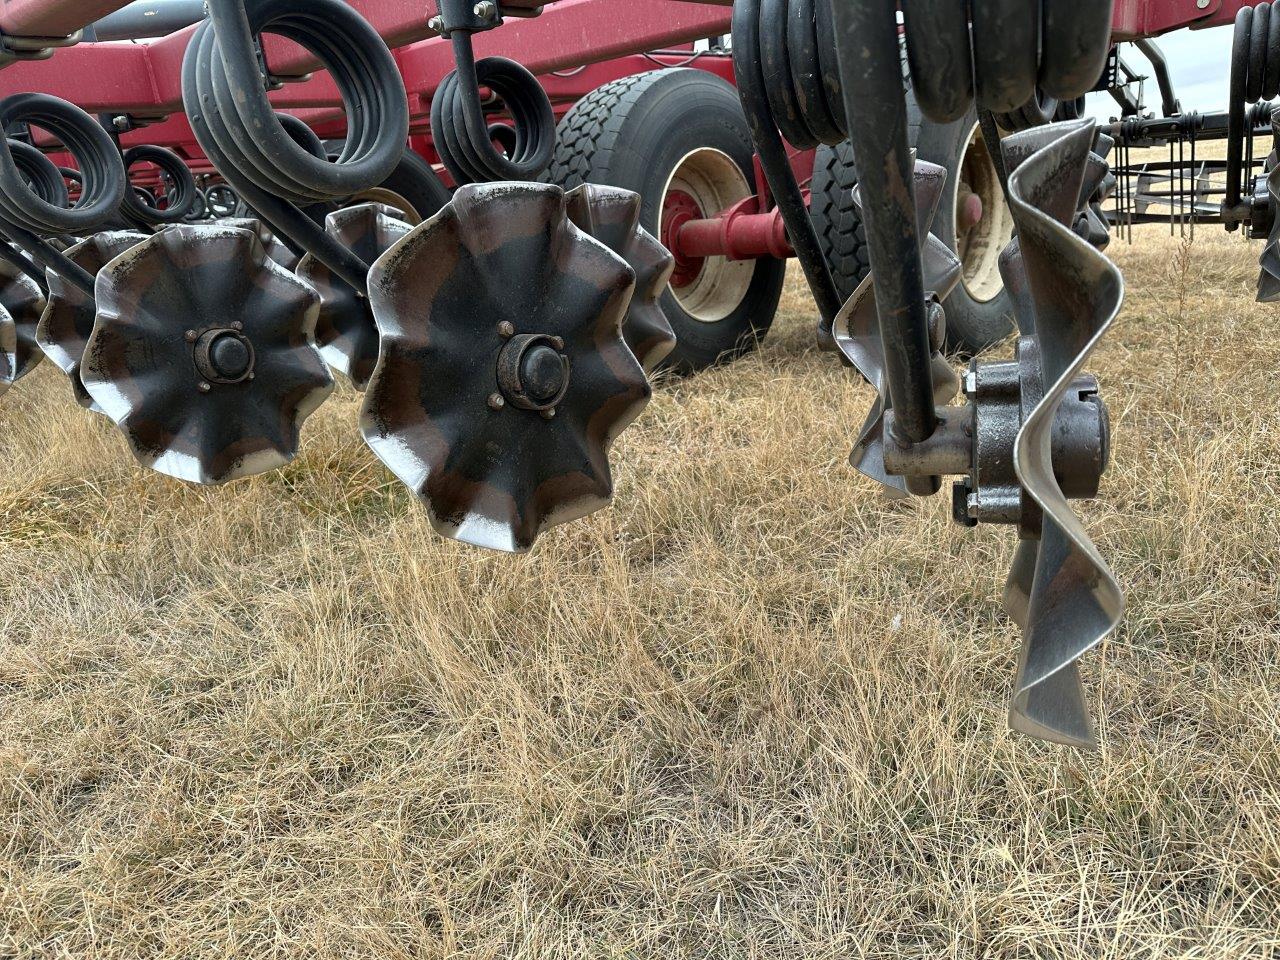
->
left=0, top=0, right=1255, bottom=115
left=0, top=0, right=131, bottom=38
left=1111, top=0, right=1250, bottom=39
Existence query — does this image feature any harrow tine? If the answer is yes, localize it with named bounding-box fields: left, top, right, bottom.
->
left=835, top=159, right=961, bottom=497
left=1003, top=120, right=1125, bottom=747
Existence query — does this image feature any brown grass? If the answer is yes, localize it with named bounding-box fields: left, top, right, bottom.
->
left=1, top=229, right=1279, bottom=958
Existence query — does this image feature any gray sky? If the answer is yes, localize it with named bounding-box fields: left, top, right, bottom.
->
left=1088, top=26, right=1234, bottom=120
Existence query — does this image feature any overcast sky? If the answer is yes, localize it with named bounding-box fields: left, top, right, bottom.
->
left=1088, top=26, right=1234, bottom=120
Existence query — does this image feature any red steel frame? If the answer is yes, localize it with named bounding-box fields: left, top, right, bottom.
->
left=0, top=0, right=1249, bottom=117
left=0, top=0, right=1259, bottom=264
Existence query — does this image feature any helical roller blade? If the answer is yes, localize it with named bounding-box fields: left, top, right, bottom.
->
left=1078, top=131, right=1114, bottom=251
left=1001, top=119, right=1125, bottom=747
left=834, top=160, right=962, bottom=497
left=1258, top=110, right=1280, bottom=302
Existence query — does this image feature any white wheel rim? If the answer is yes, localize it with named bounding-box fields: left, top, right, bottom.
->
left=660, top=147, right=755, bottom=323
left=954, top=124, right=1014, bottom=304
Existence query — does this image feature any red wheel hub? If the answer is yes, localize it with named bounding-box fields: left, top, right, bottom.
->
left=661, top=189, right=704, bottom=289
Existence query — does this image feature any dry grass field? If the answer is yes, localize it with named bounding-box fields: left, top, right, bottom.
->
left=1, top=227, right=1279, bottom=958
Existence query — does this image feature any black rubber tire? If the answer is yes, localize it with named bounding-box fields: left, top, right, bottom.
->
left=323, top=141, right=451, bottom=223
left=548, top=68, right=786, bottom=373
left=810, top=96, right=1016, bottom=354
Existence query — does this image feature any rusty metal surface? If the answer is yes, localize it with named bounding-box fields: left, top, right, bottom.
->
left=361, top=181, right=650, bottom=554
left=0, top=253, right=45, bottom=381
left=834, top=160, right=962, bottom=498
left=564, top=184, right=675, bottom=373
left=81, top=224, right=333, bottom=485
left=1002, top=120, right=1125, bottom=747
left=295, top=203, right=411, bottom=390
left=35, top=230, right=146, bottom=411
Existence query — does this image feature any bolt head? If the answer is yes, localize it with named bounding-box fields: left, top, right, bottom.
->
left=198, top=382, right=212, bottom=393
left=540, top=407, right=556, bottom=421
left=184, top=329, right=198, bottom=343
left=498, top=321, right=515, bottom=338
left=487, top=392, right=505, bottom=411
left=231, top=320, right=243, bottom=331
left=428, top=15, right=443, bottom=31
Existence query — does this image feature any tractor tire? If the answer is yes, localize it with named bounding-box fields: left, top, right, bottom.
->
left=548, top=68, right=786, bottom=374
left=810, top=96, right=1017, bottom=354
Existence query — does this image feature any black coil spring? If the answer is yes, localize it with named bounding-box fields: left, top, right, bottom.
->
left=903, top=0, right=1114, bottom=124
left=732, top=0, right=1115, bottom=335
left=120, top=145, right=200, bottom=228
left=181, top=0, right=411, bottom=291
left=0, top=93, right=125, bottom=237
left=430, top=33, right=555, bottom=184
left=1227, top=1, right=1280, bottom=212
left=9, top=140, right=70, bottom=210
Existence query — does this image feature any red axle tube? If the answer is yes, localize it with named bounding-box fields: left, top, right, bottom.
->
left=673, top=196, right=793, bottom=262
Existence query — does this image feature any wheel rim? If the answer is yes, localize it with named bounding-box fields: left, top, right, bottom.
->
left=954, top=125, right=1014, bottom=304
left=658, top=147, right=754, bottom=323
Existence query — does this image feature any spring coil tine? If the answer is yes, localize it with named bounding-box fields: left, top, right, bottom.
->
left=181, top=0, right=410, bottom=293
left=1267, top=5, right=1280, bottom=97
left=902, top=0, right=974, bottom=124
left=1039, top=0, right=1115, bottom=102
left=8, top=140, right=69, bottom=210
left=731, top=0, right=843, bottom=329
left=971, top=0, right=1039, bottom=116
left=759, top=0, right=801, bottom=145
left=0, top=94, right=125, bottom=237
left=1005, top=119, right=1124, bottom=747
left=120, top=145, right=199, bottom=227
left=1250, top=2, right=1271, bottom=103
left=199, top=0, right=407, bottom=200
left=430, top=35, right=555, bottom=184
left=786, top=0, right=843, bottom=145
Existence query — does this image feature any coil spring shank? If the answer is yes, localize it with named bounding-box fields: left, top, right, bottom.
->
left=181, top=0, right=410, bottom=294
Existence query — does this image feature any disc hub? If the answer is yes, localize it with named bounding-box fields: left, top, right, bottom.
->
left=191, top=325, right=256, bottom=386
left=496, top=332, right=570, bottom=413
